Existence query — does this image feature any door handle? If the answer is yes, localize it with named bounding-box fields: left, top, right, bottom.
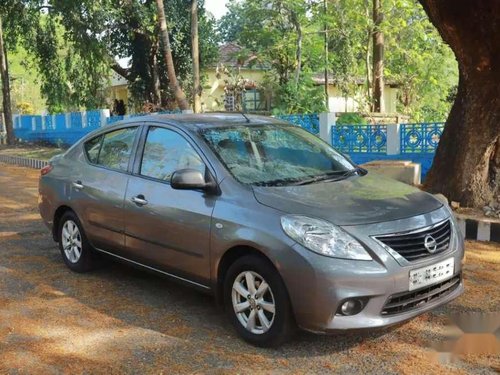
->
left=72, top=180, right=84, bottom=189
left=131, top=195, right=148, bottom=206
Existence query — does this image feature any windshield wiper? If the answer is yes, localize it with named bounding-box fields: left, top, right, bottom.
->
left=254, top=177, right=300, bottom=187
left=255, top=167, right=367, bottom=187
left=291, top=167, right=366, bottom=186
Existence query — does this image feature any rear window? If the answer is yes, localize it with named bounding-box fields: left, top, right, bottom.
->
left=83, top=127, right=138, bottom=172
left=84, top=135, right=102, bottom=164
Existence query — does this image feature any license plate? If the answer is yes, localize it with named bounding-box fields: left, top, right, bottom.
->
left=409, top=257, right=454, bottom=291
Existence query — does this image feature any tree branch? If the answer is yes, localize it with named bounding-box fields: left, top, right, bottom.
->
left=110, top=60, right=132, bottom=81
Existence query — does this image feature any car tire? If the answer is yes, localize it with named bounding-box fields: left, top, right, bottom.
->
left=224, top=255, right=295, bottom=347
left=58, top=211, right=96, bottom=273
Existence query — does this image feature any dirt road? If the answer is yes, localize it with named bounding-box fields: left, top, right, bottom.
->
left=0, top=163, right=498, bottom=374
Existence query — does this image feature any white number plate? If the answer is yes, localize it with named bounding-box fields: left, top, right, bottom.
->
left=409, top=257, right=454, bottom=291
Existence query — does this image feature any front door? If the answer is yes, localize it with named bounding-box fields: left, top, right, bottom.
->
left=123, top=126, right=216, bottom=285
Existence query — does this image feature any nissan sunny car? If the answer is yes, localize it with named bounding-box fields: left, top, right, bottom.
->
left=38, top=114, right=464, bottom=346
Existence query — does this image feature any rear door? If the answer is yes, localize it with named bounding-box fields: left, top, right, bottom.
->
left=71, top=125, right=140, bottom=253
left=122, top=125, right=216, bottom=285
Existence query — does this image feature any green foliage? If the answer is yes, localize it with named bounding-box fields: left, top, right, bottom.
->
left=218, top=0, right=325, bottom=114
left=26, top=14, right=110, bottom=112
left=336, top=112, right=367, bottom=125
left=383, top=0, right=458, bottom=121
left=1, top=0, right=219, bottom=112
left=15, top=101, right=34, bottom=114
left=271, top=75, right=326, bottom=115
left=218, top=0, right=458, bottom=120
left=3, top=46, right=45, bottom=113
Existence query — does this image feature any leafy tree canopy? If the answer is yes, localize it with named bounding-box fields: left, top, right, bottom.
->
left=2, top=0, right=219, bottom=113
left=218, top=0, right=458, bottom=120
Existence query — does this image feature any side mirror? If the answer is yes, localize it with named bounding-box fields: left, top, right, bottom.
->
left=171, top=168, right=211, bottom=191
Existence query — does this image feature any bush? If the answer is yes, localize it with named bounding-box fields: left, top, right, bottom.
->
left=271, top=76, right=327, bottom=115
left=335, top=112, right=367, bottom=125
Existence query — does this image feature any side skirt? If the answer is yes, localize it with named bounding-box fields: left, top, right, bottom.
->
left=93, top=247, right=212, bottom=293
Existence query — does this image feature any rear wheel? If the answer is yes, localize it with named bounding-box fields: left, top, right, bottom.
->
left=58, top=211, right=96, bottom=272
left=224, top=255, right=295, bottom=347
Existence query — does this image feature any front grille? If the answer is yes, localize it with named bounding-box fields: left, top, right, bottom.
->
left=381, top=273, right=461, bottom=315
left=375, top=220, right=451, bottom=262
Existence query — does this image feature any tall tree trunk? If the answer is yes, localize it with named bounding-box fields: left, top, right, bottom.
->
left=0, top=16, right=14, bottom=145
left=372, top=0, right=384, bottom=112
left=191, top=0, right=201, bottom=113
left=150, top=41, right=161, bottom=107
left=420, top=0, right=500, bottom=207
left=290, top=11, right=302, bottom=88
left=365, top=0, right=372, bottom=107
left=155, top=0, right=189, bottom=110
left=323, top=0, right=329, bottom=107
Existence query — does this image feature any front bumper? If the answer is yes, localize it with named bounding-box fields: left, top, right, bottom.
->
left=306, top=273, right=464, bottom=333
left=279, top=207, right=465, bottom=333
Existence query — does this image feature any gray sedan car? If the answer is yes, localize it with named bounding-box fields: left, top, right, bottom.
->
left=39, top=114, right=464, bottom=346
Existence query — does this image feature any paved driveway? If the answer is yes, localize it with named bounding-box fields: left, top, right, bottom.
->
left=0, top=163, right=498, bottom=374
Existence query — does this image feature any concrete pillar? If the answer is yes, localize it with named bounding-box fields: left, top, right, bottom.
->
left=100, top=109, right=110, bottom=127
left=477, top=222, right=491, bottom=241
left=81, top=111, right=87, bottom=128
left=65, top=112, right=71, bottom=129
left=319, top=112, right=336, bottom=145
left=386, top=124, right=401, bottom=155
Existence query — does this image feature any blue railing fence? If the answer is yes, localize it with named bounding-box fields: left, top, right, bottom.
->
left=12, top=109, right=180, bottom=146
left=330, top=122, right=444, bottom=179
left=275, top=113, right=320, bottom=135
left=331, top=124, right=388, bottom=154
left=12, top=110, right=442, bottom=180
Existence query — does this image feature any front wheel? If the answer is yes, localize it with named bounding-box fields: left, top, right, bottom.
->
left=224, top=255, right=295, bottom=347
left=58, top=211, right=96, bottom=273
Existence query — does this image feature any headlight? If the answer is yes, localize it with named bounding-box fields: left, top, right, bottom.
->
left=281, top=215, right=372, bottom=260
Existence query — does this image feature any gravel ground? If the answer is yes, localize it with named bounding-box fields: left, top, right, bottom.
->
left=0, top=163, right=498, bottom=374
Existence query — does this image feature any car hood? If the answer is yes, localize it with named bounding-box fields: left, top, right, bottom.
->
left=252, top=173, right=442, bottom=226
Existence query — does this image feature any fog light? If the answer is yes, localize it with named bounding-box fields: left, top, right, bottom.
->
left=338, top=299, right=365, bottom=316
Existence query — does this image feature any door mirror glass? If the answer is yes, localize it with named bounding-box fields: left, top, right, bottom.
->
left=171, top=169, right=208, bottom=190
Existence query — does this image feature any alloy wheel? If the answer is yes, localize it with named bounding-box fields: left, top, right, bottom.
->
left=231, top=271, right=276, bottom=334
left=61, top=220, right=82, bottom=264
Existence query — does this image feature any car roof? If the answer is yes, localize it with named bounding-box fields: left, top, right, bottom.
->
left=111, top=113, right=290, bottom=131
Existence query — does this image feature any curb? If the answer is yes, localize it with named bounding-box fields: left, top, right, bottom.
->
left=455, top=214, right=500, bottom=244
left=0, top=155, right=49, bottom=169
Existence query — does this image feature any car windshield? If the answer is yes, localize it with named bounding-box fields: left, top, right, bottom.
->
left=200, top=124, right=356, bottom=186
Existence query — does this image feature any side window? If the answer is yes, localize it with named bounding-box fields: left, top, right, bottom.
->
left=140, top=127, right=205, bottom=181
left=98, top=127, right=138, bottom=171
left=84, top=135, right=103, bottom=164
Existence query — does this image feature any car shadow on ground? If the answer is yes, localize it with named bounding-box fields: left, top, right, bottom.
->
left=1, top=224, right=393, bottom=357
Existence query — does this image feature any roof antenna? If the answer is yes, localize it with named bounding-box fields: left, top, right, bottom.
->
left=240, top=111, right=250, bottom=123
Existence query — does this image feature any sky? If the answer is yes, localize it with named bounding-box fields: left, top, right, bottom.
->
left=205, top=0, right=229, bottom=19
